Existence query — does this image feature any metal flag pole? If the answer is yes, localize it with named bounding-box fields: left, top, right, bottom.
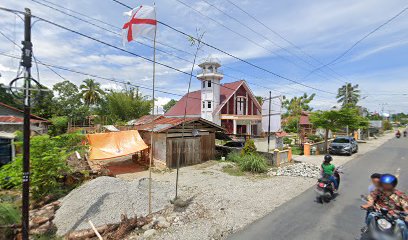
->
left=148, top=3, right=157, bottom=215
left=267, top=91, right=271, bottom=152
left=21, top=8, right=32, bottom=240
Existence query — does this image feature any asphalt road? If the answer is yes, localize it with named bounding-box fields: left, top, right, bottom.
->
left=229, top=136, right=408, bottom=240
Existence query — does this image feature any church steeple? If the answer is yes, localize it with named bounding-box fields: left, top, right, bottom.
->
left=197, top=57, right=223, bottom=124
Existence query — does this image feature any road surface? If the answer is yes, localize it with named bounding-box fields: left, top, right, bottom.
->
left=229, top=136, right=408, bottom=240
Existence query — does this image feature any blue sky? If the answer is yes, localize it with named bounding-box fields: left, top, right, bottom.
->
left=0, top=0, right=407, bottom=113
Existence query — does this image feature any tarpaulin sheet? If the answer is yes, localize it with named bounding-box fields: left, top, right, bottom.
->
left=87, top=130, right=148, bottom=160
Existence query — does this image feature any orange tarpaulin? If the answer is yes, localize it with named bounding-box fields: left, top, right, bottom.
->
left=86, top=130, right=148, bottom=160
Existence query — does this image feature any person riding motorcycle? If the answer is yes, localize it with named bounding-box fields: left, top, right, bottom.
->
left=320, top=155, right=338, bottom=191
left=361, top=174, right=408, bottom=237
left=404, top=129, right=407, bottom=137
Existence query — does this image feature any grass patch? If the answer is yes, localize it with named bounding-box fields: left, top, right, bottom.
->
left=239, top=154, right=268, bottom=173
left=291, top=146, right=303, bottom=155
left=0, top=202, right=20, bottom=225
left=222, top=164, right=244, bottom=176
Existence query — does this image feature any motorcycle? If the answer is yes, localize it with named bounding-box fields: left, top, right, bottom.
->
left=315, top=167, right=342, bottom=203
left=396, top=132, right=401, bottom=138
left=362, top=207, right=407, bottom=240
left=404, top=131, right=407, bottom=137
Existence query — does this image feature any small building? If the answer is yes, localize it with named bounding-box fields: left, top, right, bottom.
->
left=0, top=132, right=15, bottom=167
left=165, top=58, right=263, bottom=136
left=0, top=102, right=49, bottom=135
left=135, top=117, right=224, bottom=168
left=299, top=111, right=314, bottom=143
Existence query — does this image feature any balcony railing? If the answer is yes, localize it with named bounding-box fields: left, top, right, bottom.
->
left=197, top=68, right=223, bottom=75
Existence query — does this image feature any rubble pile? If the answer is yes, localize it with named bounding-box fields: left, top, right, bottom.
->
left=29, top=201, right=61, bottom=235
left=269, top=162, right=321, bottom=178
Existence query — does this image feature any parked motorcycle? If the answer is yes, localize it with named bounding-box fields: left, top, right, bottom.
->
left=315, top=167, right=342, bottom=203
left=362, top=207, right=407, bottom=240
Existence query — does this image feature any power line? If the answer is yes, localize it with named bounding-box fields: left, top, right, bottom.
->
left=223, top=0, right=347, bottom=84
left=307, top=5, right=408, bottom=76
left=109, top=0, right=337, bottom=95
left=30, top=0, right=297, bottom=96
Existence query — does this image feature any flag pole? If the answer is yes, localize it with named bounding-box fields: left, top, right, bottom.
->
left=148, top=3, right=157, bottom=215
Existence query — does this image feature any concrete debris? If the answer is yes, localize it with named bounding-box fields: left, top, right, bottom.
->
left=268, top=162, right=321, bottom=178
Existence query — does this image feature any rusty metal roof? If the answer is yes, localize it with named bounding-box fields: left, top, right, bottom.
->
left=135, top=117, right=224, bottom=133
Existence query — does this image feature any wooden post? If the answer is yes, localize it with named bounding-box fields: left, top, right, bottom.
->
left=288, top=147, right=292, bottom=162
left=273, top=149, right=280, bottom=167
left=304, top=143, right=311, bottom=156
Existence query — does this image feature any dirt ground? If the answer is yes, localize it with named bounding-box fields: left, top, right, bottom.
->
left=120, top=133, right=394, bottom=240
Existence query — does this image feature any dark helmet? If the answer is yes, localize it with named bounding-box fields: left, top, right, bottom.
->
left=324, top=154, right=333, bottom=162
left=380, top=174, right=398, bottom=187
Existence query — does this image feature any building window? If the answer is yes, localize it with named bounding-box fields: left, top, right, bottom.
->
left=207, top=101, right=212, bottom=109
left=202, top=101, right=205, bottom=108
left=208, top=81, right=211, bottom=88
left=202, top=81, right=205, bottom=88
left=236, top=97, right=246, bottom=115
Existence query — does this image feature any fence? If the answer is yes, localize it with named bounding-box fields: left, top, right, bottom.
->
left=304, top=139, right=333, bottom=156
left=216, top=145, right=292, bottom=167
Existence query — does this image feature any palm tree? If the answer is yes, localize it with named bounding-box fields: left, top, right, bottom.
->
left=337, top=83, right=360, bottom=107
left=80, top=79, right=104, bottom=106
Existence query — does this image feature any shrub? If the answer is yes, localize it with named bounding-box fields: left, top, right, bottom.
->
left=241, top=139, right=257, bottom=156
left=239, top=154, right=268, bottom=173
left=307, top=135, right=323, bottom=143
left=0, top=133, right=85, bottom=200
left=226, top=151, right=242, bottom=163
left=0, top=203, right=20, bottom=239
left=383, top=120, right=392, bottom=131
left=283, top=137, right=292, bottom=145
left=49, top=116, right=69, bottom=136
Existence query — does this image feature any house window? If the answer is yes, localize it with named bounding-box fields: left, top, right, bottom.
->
left=202, top=81, right=205, bottom=88
left=202, top=101, right=205, bottom=109
left=208, top=81, right=211, bottom=88
left=207, top=101, right=212, bottom=109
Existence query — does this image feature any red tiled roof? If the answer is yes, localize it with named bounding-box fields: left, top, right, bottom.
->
left=276, top=131, right=288, bottom=138
left=0, top=116, right=44, bottom=123
left=299, top=114, right=311, bottom=125
left=0, top=102, right=49, bottom=122
left=164, top=80, right=244, bottom=116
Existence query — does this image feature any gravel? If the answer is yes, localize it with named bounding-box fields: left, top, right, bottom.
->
left=54, top=176, right=173, bottom=236
left=268, top=162, right=321, bottom=178
left=120, top=162, right=315, bottom=240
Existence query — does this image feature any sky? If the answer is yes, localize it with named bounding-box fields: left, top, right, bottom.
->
left=0, top=0, right=407, bottom=114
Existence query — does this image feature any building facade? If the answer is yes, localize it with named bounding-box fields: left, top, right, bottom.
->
left=165, top=58, right=262, bottom=136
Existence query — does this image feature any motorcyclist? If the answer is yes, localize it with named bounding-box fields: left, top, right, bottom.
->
left=396, top=130, right=401, bottom=137
left=320, top=154, right=338, bottom=191
left=404, top=129, right=407, bottom=137
left=361, top=174, right=408, bottom=237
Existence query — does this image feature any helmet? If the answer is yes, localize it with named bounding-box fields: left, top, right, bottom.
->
left=380, top=174, right=398, bottom=187
left=324, top=154, right=332, bottom=162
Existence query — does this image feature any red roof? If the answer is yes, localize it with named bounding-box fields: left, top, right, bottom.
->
left=276, top=131, right=288, bottom=138
left=299, top=113, right=311, bottom=125
left=128, top=115, right=164, bottom=126
left=135, top=117, right=223, bottom=132
left=0, top=116, right=45, bottom=124
left=165, top=80, right=245, bottom=116
left=0, top=102, right=49, bottom=122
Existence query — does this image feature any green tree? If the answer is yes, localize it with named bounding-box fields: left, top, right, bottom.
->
left=337, top=83, right=360, bottom=107
left=255, top=96, right=263, bottom=105
left=53, top=81, right=89, bottom=119
left=31, top=84, right=54, bottom=119
left=98, top=87, right=152, bottom=123
left=0, top=83, right=18, bottom=107
left=162, top=99, right=177, bottom=113
left=283, top=93, right=316, bottom=116
left=80, top=79, right=104, bottom=106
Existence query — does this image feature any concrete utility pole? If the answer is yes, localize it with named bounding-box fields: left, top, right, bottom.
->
left=21, top=8, right=32, bottom=240
left=345, top=82, right=349, bottom=136
left=267, top=91, right=271, bottom=152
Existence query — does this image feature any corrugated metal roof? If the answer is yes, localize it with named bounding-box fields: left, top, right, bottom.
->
left=0, top=102, right=49, bottom=122
left=127, top=115, right=164, bottom=126
left=0, top=116, right=45, bottom=124
left=135, top=117, right=223, bottom=132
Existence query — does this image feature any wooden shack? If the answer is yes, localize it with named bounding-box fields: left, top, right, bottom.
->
left=135, top=117, right=224, bottom=168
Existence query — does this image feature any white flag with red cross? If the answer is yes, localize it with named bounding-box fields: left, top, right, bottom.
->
left=122, top=5, right=157, bottom=45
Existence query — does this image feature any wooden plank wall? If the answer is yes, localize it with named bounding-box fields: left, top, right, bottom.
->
left=166, top=137, right=201, bottom=168
left=200, top=132, right=215, bottom=162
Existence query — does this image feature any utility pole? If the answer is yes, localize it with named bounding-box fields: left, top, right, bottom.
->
left=21, top=8, right=32, bottom=240
left=345, top=82, right=349, bottom=136
left=267, top=91, right=271, bottom=152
